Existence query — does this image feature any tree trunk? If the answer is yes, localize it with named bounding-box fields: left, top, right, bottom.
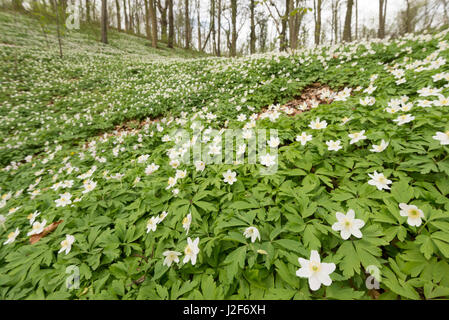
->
left=250, top=0, right=256, bottom=54
left=123, top=0, right=128, bottom=31
left=168, top=0, right=174, bottom=48
left=115, top=0, right=121, bottom=31
left=52, top=0, right=63, bottom=57
left=211, top=0, right=216, bottom=55
left=280, top=0, right=289, bottom=51
left=149, top=0, right=158, bottom=47
left=342, top=0, right=354, bottom=42
left=314, top=0, right=322, bottom=45
left=135, top=3, right=140, bottom=35
left=185, top=0, right=191, bottom=49
left=128, top=0, right=134, bottom=32
left=157, top=1, right=168, bottom=42
left=378, top=0, right=387, bottom=38
left=86, top=0, right=91, bottom=23
left=196, top=0, right=201, bottom=51
left=217, top=0, right=221, bottom=56
left=101, top=0, right=108, bottom=44
left=231, top=0, right=237, bottom=56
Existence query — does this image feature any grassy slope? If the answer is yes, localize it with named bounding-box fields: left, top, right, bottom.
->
left=0, top=10, right=449, bottom=300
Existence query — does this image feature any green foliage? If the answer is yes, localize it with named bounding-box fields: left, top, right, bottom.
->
left=0, top=10, right=448, bottom=300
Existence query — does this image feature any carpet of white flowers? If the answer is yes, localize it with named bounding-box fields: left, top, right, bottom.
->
left=1, top=11, right=449, bottom=299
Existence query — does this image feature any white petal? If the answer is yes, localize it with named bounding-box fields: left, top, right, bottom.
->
left=332, top=222, right=343, bottom=231
left=308, top=276, right=322, bottom=291
left=341, top=229, right=351, bottom=240
left=296, top=267, right=311, bottom=278
left=310, top=250, right=320, bottom=263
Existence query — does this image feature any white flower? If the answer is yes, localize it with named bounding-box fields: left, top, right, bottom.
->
left=0, top=214, right=5, bottom=228
left=182, top=213, right=192, bottom=235
left=348, top=130, right=367, bottom=144
left=267, top=137, right=280, bottom=148
left=223, top=170, right=237, bottom=185
left=260, top=153, right=276, bottom=167
left=169, top=159, right=180, bottom=169
left=399, top=203, right=424, bottom=227
left=326, top=140, right=342, bottom=151
left=166, top=177, right=177, bottom=190
left=58, top=235, right=75, bottom=255
left=309, top=118, right=328, bottom=130
left=183, top=237, right=200, bottom=266
left=163, top=250, right=182, bottom=267
left=296, top=132, right=312, bottom=146
left=368, top=171, right=392, bottom=190
left=27, top=220, right=47, bottom=236
left=146, top=216, right=160, bottom=233
left=82, top=180, right=97, bottom=194
left=393, top=114, right=415, bottom=126
left=145, top=163, right=160, bottom=175
left=370, top=140, right=389, bottom=152
left=433, top=131, right=449, bottom=145
left=8, top=206, right=21, bottom=216
left=243, top=226, right=261, bottom=243
left=158, top=211, right=168, bottom=222
left=296, top=250, right=336, bottom=291
left=341, top=116, right=351, bottom=125
left=237, top=114, right=247, bottom=122
left=137, top=154, right=150, bottom=163
left=194, top=160, right=205, bottom=172
left=55, top=192, right=72, bottom=207
left=331, top=209, right=365, bottom=240
left=3, top=228, right=20, bottom=245
left=27, top=210, right=40, bottom=225
left=175, top=170, right=187, bottom=179
left=433, top=96, right=449, bottom=107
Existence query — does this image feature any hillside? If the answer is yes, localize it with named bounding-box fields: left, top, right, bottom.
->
left=1, top=9, right=449, bottom=300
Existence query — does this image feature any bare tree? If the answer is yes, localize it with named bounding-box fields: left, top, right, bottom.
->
left=168, top=0, right=174, bottom=48
left=123, top=0, right=129, bottom=31
left=52, top=0, right=63, bottom=57
left=289, top=0, right=306, bottom=50
left=185, top=0, right=191, bottom=48
left=86, top=0, right=91, bottom=23
left=342, top=0, right=354, bottom=42
left=101, top=0, right=108, bottom=44
left=231, top=0, right=237, bottom=56
left=250, top=0, right=256, bottom=54
left=115, top=0, right=121, bottom=31
left=217, top=0, right=222, bottom=56
left=313, top=0, right=322, bottom=45
left=144, top=0, right=158, bottom=47
left=195, top=0, right=201, bottom=50
left=378, top=0, right=387, bottom=38
left=157, top=0, right=168, bottom=42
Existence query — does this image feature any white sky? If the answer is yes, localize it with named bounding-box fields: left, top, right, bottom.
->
left=20, top=0, right=437, bottom=53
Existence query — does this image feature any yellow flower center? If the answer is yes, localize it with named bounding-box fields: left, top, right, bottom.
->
left=61, top=239, right=68, bottom=247
left=409, top=209, right=420, bottom=218
left=182, top=217, right=189, bottom=224
left=310, top=262, right=321, bottom=273
left=8, top=232, right=15, bottom=239
left=27, top=213, right=33, bottom=219
left=185, top=246, right=192, bottom=255
left=344, top=220, right=352, bottom=228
